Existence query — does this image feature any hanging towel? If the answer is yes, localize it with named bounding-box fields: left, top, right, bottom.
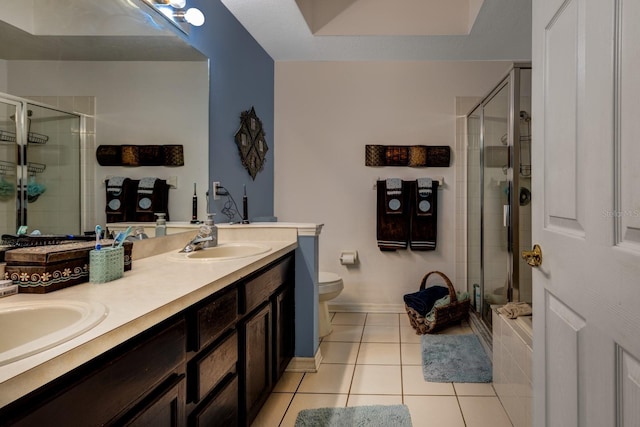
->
left=377, top=179, right=410, bottom=250
left=105, top=177, right=131, bottom=220
left=410, top=178, right=439, bottom=250
left=137, top=177, right=158, bottom=195
left=107, top=176, right=127, bottom=196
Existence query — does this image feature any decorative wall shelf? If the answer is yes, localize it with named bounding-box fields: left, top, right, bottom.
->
left=96, top=145, right=184, bottom=167
left=365, top=145, right=451, bottom=167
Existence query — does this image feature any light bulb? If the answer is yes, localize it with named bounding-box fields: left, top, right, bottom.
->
left=169, top=0, right=186, bottom=8
left=184, top=8, right=205, bottom=26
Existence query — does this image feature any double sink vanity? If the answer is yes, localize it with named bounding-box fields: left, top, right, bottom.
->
left=0, top=224, right=309, bottom=426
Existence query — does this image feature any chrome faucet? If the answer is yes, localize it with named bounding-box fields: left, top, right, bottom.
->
left=180, top=215, right=217, bottom=253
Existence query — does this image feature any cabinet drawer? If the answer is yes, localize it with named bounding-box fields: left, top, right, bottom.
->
left=189, top=330, right=238, bottom=403
left=192, top=288, right=238, bottom=351
left=189, top=375, right=238, bottom=427
left=242, top=255, right=293, bottom=314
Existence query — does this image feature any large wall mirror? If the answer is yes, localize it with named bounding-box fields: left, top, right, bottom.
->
left=0, top=0, right=209, bottom=236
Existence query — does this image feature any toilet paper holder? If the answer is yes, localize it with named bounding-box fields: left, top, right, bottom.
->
left=340, top=250, right=359, bottom=265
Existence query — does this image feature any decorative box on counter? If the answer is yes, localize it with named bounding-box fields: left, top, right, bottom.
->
left=4, top=241, right=133, bottom=293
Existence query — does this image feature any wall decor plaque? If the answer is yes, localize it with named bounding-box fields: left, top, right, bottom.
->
left=234, top=106, right=268, bottom=180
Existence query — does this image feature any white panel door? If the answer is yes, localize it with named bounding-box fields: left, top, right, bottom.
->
left=532, top=0, right=640, bottom=426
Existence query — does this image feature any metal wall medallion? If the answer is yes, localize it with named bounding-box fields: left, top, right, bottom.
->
left=234, top=106, right=268, bottom=180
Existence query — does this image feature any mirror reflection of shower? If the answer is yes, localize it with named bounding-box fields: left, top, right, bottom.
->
left=466, top=65, right=532, bottom=330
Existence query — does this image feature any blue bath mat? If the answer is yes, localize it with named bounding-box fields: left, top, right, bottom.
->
left=422, top=334, right=492, bottom=383
left=295, top=405, right=412, bottom=427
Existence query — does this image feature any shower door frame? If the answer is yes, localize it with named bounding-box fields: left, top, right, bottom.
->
left=467, top=63, right=531, bottom=330
left=0, top=91, right=83, bottom=235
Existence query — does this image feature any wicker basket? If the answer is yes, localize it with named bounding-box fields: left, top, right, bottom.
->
left=405, top=271, right=470, bottom=334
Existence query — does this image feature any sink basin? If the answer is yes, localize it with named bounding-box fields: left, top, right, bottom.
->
left=0, top=300, right=108, bottom=366
left=169, top=242, right=271, bottom=262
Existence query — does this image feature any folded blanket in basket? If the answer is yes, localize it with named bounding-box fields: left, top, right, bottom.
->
left=425, top=292, right=470, bottom=322
left=403, top=286, right=450, bottom=317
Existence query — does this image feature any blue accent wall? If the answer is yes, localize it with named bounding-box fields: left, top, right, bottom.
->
left=187, top=0, right=274, bottom=222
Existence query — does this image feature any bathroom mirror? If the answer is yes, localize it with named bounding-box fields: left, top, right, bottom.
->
left=0, top=1, right=209, bottom=235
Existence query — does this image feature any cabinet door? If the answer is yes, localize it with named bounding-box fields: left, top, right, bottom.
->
left=241, top=303, right=272, bottom=426
left=273, top=284, right=294, bottom=382
left=123, top=374, right=186, bottom=427
left=188, top=375, right=238, bottom=427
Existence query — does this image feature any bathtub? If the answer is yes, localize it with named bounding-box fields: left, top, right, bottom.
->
left=492, top=306, right=532, bottom=427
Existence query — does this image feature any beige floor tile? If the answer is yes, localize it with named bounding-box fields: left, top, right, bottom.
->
left=280, top=393, right=348, bottom=427
left=322, top=324, right=364, bottom=342
left=403, top=395, right=465, bottom=427
left=251, top=392, right=293, bottom=427
left=453, top=382, right=496, bottom=396
left=347, top=394, right=403, bottom=406
left=400, top=343, right=422, bottom=365
left=272, top=372, right=304, bottom=393
left=350, top=365, right=402, bottom=395
left=458, top=396, right=513, bottom=427
left=402, top=365, right=455, bottom=395
left=366, top=313, right=400, bottom=326
left=320, top=341, right=360, bottom=364
left=331, top=312, right=367, bottom=325
left=297, top=363, right=355, bottom=394
left=362, top=325, right=400, bottom=343
left=400, top=325, right=423, bottom=343
left=356, top=342, right=401, bottom=365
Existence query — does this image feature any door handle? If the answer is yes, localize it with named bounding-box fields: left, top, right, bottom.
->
left=522, top=244, right=542, bottom=267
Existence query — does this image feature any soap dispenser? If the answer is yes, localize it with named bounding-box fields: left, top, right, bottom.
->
left=155, top=213, right=167, bottom=237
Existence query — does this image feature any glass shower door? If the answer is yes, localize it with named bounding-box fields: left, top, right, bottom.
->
left=481, top=82, right=511, bottom=325
left=467, top=106, right=482, bottom=312
left=23, top=104, right=81, bottom=234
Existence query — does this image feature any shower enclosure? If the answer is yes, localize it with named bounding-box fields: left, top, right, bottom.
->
left=0, top=93, right=82, bottom=237
left=467, top=64, right=532, bottom=329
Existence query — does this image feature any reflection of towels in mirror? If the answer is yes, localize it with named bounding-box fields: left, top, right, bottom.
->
left=410, top=179, right=438, bottom=251
left=105, top=177, right=133, bottom=222
left=134, top=178, right=169, bottom=222
left=377, top=179, right=409, bottom=251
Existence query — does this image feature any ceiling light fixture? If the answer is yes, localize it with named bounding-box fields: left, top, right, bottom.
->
left=174, top=8, right=205, bottom=27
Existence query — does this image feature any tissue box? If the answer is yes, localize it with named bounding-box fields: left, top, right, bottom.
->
left=4, top=241, right=132, bottom=293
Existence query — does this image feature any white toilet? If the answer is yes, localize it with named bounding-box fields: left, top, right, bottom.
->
left=318, top=271, right=344, bottom=337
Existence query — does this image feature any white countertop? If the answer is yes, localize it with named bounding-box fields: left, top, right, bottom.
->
left=0, top=226, right=301, bottom=407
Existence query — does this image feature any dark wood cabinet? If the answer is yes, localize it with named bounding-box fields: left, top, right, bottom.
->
left=0, top=315, right=187, bottom=427
left=0, top=252, right=295, bottom=427
left=240, top=303, right=272, bottom=425
left=123, top=374, right=186, bottom=427
left=273, top=284, right=295, bottom=381
left=239, top=254, right=294, bottom=426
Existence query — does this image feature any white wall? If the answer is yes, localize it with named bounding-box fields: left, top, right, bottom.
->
left=6, top=60, right=209, bottom=229
left=275, top=61, right=511, bottom=311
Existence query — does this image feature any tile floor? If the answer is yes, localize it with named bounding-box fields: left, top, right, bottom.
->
left=251, top=312, right=513, bottom=427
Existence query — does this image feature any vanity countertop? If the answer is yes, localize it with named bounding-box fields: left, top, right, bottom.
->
left=0, top=226, right=301, bottom=407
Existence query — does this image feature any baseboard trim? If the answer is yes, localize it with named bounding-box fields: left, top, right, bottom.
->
left=286, top=348, right=323, bottom=373
left=327, top=302, right=406, bottom=313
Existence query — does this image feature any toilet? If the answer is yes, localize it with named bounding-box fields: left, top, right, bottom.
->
left=318, top=271, right=344, bottom=337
